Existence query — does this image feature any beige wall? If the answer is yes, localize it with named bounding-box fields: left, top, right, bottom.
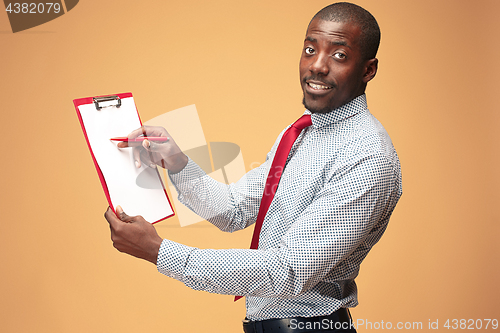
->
left=1, top=0, right=499, bottom=332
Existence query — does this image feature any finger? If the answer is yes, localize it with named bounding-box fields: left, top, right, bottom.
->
left=116, top=205, right=129, bottom=221
left=143, top=140, right=165, bottom=168
left=140, top=140, right=157, bottom=168
left=127, top=126, right=148, bottom=140
left=117, top=141, right=142, bottom=149
left=139, top=149, right=156, bottom=168
left=140, top=126, right=169, bottom=138
left=104, top=207, right=121, bottom=229
left=133, top=146, right=142, bottom=168
left=116, top=205, right=142, bottom=223
left=115, top=205, right=132, bottom=222
left=145, top=140, right=168, bottom=152
left=124, top=126, right=170, bottom=143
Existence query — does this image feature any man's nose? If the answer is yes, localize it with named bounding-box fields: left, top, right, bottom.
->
left=309, top=54, right=329, bottom=75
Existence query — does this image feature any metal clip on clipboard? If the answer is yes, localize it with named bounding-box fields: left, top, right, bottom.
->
left=93, top=95, right=122, bottom=110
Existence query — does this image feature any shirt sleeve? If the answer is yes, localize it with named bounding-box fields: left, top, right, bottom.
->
left=168, top=147, right=276, bottom=232
left=158, top=153, right=399, bottom=297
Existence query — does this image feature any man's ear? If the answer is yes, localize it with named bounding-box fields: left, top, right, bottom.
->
left=362, top=58, right=378, bottom=83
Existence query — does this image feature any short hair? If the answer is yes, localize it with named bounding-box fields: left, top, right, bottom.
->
left=311, top=2, right=381, bottom=60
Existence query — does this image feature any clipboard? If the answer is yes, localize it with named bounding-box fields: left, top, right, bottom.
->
left=73, top=93, right=175, bottom=224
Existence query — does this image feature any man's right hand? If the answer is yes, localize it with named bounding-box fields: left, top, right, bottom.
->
left=117, top=125, right=188, bottom=173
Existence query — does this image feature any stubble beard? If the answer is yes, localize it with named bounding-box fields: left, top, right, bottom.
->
left=302, top=95, right=335, bottom=114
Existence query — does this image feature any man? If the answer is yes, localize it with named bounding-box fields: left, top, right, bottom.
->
left=105, top=2, right=402, bottom=333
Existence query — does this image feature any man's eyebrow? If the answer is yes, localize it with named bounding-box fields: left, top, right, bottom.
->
left=330, top=40, right=350, bottom=48
left=304, top=36, right=351, bottom=49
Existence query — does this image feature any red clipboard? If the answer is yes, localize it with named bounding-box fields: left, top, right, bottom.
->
left=73, top=93, right=175, bottom=223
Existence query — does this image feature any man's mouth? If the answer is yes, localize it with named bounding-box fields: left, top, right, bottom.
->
left=307, top=82, right=332, bottom=90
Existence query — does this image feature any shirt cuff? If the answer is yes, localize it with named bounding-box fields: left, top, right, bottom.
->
left=156, top=238, right=196, bottom=281
left=168, top=157, right=204, bottom=181
left=168, top=158, right=207, bottom=196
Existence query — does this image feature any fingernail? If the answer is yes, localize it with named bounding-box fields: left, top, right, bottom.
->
left=116, top=205, right=123, bottom=214
left=135, top=161, right=140, bottom=168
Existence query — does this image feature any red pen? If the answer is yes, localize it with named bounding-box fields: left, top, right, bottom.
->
left=110, top=136, right=170, bottom=142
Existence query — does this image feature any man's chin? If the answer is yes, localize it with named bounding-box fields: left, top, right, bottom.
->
left=302, top=97, right=333, bottom=114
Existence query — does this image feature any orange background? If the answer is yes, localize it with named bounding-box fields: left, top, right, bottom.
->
left=1, top=0, right=499, bottom=332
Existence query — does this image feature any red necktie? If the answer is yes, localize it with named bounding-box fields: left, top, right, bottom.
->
left=235, top=115, right=312, bottom=301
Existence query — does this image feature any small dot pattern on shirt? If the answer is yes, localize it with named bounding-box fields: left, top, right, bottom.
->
left=160, top=94, right=402, bottom=321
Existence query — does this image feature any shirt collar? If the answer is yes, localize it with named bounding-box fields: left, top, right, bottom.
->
left=304, top=94, right=368, bottom=129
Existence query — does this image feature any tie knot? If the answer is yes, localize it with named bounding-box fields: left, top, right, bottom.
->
left=292, top=115, right=312, bottom=130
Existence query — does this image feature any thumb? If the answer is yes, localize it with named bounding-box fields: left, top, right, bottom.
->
left=144, top=139, right=168, bottom=152
left=115, top=205, right=134, bottom=223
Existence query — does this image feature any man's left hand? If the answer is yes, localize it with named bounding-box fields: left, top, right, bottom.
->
left=104, top=206, right=163, bottom=265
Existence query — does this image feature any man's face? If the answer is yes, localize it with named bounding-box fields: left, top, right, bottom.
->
left=300, top=18, right=369, bottom=113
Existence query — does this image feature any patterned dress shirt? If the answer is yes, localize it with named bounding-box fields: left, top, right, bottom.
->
left=158, top=94, right=402, bottom=321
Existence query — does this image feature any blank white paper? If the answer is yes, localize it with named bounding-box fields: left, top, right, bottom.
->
left=78, top=96, right=174, bottom=223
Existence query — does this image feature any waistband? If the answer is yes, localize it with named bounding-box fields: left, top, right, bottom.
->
left=242, top=308, right=355, bottom=333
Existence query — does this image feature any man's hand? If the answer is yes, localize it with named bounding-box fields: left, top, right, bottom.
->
left=104, top=206, right=163, bottom=265
left=117, top=126, right=188, bottom=173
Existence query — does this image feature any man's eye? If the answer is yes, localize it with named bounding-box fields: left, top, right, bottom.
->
left=305, top=47, right=315, bottom=55
left=333, top=52, right=346, bottom=60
